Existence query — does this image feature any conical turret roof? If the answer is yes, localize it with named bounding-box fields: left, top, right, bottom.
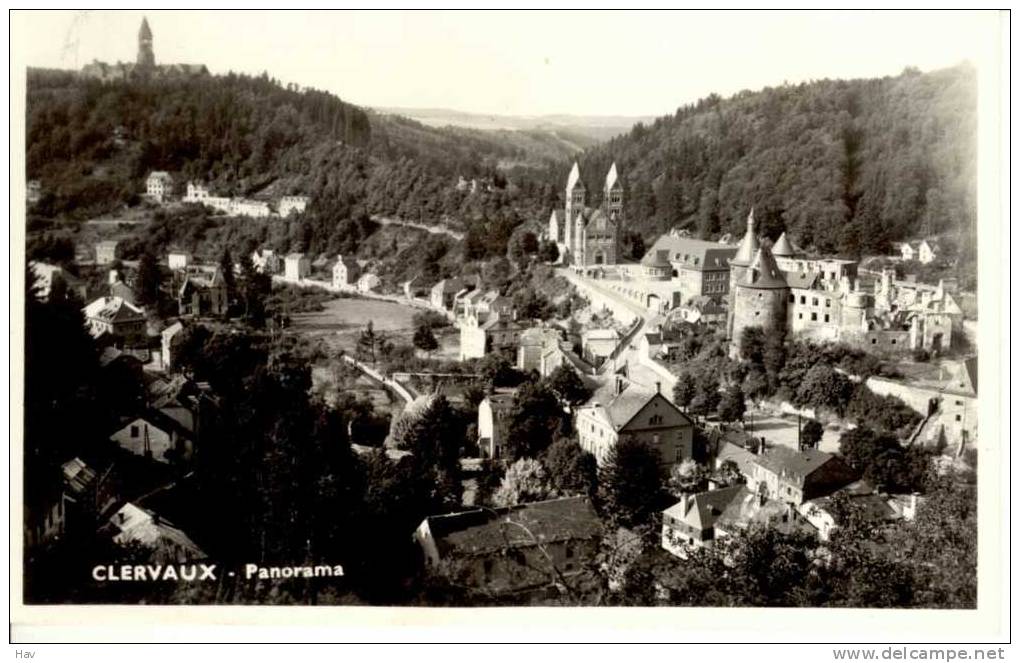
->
left=741, top=244, right=788, bottom=289
left=772, top=232, right=795, bottom=257
left=566, top=162, right=584, bottom=192
left=731, top=208, right=760, bottom=266
left=139, top=17, right=152, bottom=39
left=605, top=162, right=620, bottom=191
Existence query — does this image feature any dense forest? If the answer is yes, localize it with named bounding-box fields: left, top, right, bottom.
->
left=25, top=69, right=558, bottom=250
left=568, top=65, right=976, bottom=263
left=26, top=64, right=977, bottom=285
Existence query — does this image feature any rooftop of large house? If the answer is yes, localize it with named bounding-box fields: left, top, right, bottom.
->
left=62, top=457, right=98, bottom=497
left=423, top=496, right=601, bottom=558
left=83, top=296, right=145, bottom=323
left=751, top=446, right=857, bottom=491
left=664, top=485, right=745, bottom=532
left=585, top=378, right=680, bottom=431
left=103, top=502, right=206, bottom=561
left=644, top=234, right=738, bottom=271
left=716, top=486, right=818, bottom=537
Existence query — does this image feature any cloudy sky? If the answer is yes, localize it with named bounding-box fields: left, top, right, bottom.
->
left=12, top=10, right=1002, bottom=117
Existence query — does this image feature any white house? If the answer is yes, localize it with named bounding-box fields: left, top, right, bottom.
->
left=82, top=296, right=146, bottom=339
left=278, top=195, right=309, bottom=216
left=108, top=411, right=192, bottom=464
left=251, top=249, right=281, bottom=274
left=284, top=253, right=310, bottom=282
left=146, top=171, right=174, bottom=202
left=476, top=389, right=517, bottom=459
left=168, top=251, right=190, bottom=270
left=332, top=255, right=361, bottom=289
left=575, top=377, right=694, bottom=467
left=229, top=198, right=271, bottom=218
left=357, top=273, right=381, bottom=293
left=183, top=181, right=211, bottom=203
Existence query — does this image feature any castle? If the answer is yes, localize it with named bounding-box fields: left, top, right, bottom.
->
left=727, top=211, right=961, bottom=357
left=548, top=162, right=622, bottom=268
left=80, top=18, right=208, bottom=83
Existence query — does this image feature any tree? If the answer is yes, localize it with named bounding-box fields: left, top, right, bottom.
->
left=597, top=437, right=664, bottom=528
left=238, top=255, right=271, bottom=327
left=688, top=376, right=721, bottom=418
left=672, top=374, right=696, bottom=411
left=356, top=321, right=380, bottom=365
left=492, top=458, right=554, bottom=507
left=538, top=239, right=559, bottom=263
left=542, top=437, right=597, bottom=497
left=838, top=427, right=931, bottom=493
left=218, top=247, right=236, bottom=302
left=544, top=365, right=590, bottom=406
left=716, top=383, right=746, bottom=423
left=795, top=363, right=854, bottom=416
left=800, top=419, right=824, bottom=450
left=135, top=250, right=162, bottom=308
left=503, top=382, right=567, bottom=460
left=412, top=323, right=439, bottom=356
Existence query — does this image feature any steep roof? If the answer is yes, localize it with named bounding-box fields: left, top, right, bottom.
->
left=741, top=245, right=788, bottom=289
left=139, top=17, right=152, bottom=39
left=566, top=162, right=584, bottom=192
left=663, top=485, right=745, bottom=531
left=644, top=235, right=736, bottom=271
left=732, top=209, right=760, bottom=266
left=640, top=248, right=672, bottom=268
left=605, top=162, right=621, bottom=191
left=772, top=232, right=796, bottom=257
left=717, top=487, right=818, bottom=536
left=425, top=496, right=601, bottom=558
left=783, top=270, right=820, bottom=290
left=83, top=296, right=145, bottom=323
left=751, top=446, right=853, bottom=489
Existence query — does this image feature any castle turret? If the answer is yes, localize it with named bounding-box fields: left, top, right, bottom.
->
left=727, top=209, right=761, bottom=339
left=730, top=242, right=789, bottom=355
left=772, top=231, right=795, bottom=258
left=137, top=17, right=155, bottom=68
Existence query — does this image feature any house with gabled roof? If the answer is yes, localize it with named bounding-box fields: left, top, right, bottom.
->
left=749, top=446, right=858, bottom=506
left=82, top=296, right=146, bottom=340
left=575, top=376, right=693, bottom=467
left=413, top=496, right=602, bottom=595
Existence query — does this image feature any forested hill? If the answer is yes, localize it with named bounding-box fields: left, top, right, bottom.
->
left=25, top=69, right=560, bottom=227
left=566, top=65, right=976, bottom=259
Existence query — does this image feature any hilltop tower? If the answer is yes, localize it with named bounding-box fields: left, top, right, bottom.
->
left=137, top=17, right=155, bottom=68
left=727, top=209, right=761, bottom=339
left=730, top=242, right=789, bottom=356
left=604, top=162, right=623, bottom=220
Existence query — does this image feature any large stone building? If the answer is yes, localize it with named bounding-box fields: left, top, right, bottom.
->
left=548, top=162, right=622, bottom=268
left=727, top=211, right=962, bottom=357
left=575, top=376, right=694, bottom=467
left=80, top=18, right=208, bottom=83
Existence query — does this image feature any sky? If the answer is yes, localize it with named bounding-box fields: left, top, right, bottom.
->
left=12, top=10, right=1002, bottom=118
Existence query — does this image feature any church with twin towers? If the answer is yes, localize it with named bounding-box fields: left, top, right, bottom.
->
left=547, top=161, right=623, bottom=268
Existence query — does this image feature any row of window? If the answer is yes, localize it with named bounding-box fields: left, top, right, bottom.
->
left=797, top=312, right=831, bottom=323
left=790, top=294, right=832, bottom=307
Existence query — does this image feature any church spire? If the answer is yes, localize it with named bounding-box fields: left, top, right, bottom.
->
left=732, top=208, right=760, bottom=266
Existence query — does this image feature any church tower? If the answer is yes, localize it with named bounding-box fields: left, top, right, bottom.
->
left=137, top=17, right=156, bottom=68
left=604, top=162, right=623, bottom=220
left=565, top=162, right=586, bottom=260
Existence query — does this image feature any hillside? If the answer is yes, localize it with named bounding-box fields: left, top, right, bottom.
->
left=565, top=65, right=976, bottom=267
left=25, top=69, right=563, bottom=271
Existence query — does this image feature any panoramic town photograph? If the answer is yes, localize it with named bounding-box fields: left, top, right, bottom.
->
left=15, top=10, right=991, bottom=614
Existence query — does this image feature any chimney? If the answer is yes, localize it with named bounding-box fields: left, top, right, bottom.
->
left=615, top=375, right=624, bottom=396
left=655, top=381, right=661, bottom=394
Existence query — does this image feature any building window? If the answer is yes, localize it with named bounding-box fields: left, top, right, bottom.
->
left=824, top=314, right=830, bottom=323
left=800, top=296, right=806, bottom=304
left=826, top=299, right=831, bottom=308
left=788, top=294, right=795, bottom=303
left=649, top=415, right=663, bottom=425
left=871, top=338, right=877, bottom=345
left=812, top=297, right=818, bottom=306
left=955, top=414, right=962, bottom=422
left=566, top=544, right=574, bottom=559
left=798, top=313, right=803, bottom=320
left=891, top=339, right=897, bottom=345
left=130, top=425, right=139, bottom=439
left=811, top=312, right=817, bottom=321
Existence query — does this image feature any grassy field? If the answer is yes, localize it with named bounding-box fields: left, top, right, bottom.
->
left=289, top=296, right=458, bottom=358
